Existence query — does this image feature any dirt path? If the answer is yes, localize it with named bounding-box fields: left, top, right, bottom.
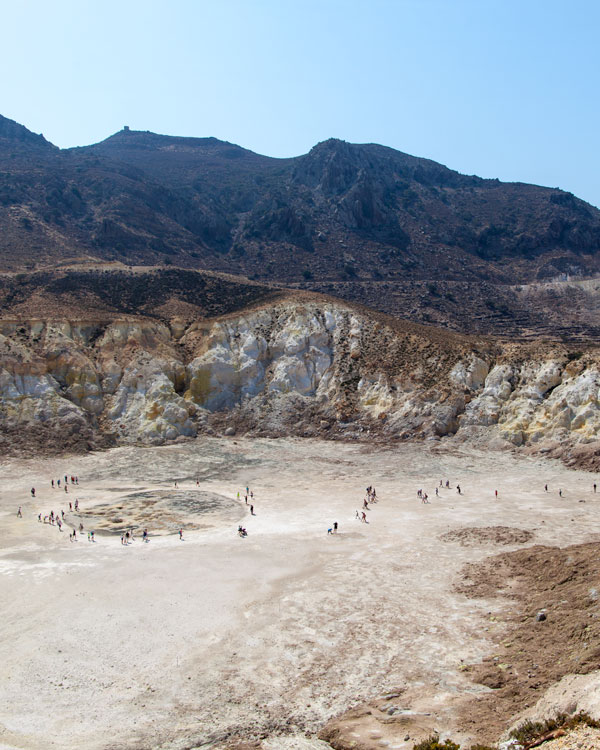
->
left=1, top=438, right=598, bottom=749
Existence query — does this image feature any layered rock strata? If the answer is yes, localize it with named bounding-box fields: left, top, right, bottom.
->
left=1, top=301, right=600, bottom=462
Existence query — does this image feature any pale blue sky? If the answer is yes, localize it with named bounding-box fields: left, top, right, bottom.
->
left=2, top=0, right=599, bottom=206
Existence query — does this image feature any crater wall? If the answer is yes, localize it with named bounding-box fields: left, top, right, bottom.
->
left=2, top=303, right=600, bottom=465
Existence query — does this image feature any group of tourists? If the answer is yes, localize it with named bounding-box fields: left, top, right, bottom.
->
left=24, top=482, right=84, bottom=541
left=352, top=484, right=378, bottom=525
left=20, top=469, right=208, bottom=545
left=19, top=469, right=600, bottom=552
left=19, top=474, right=141, bottom=545
left=121, top=528, right=149, bottom=545
left=417, top=479, right=459, bottom=504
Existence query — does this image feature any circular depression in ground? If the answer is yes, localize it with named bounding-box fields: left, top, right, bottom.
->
left=74, top=489, right=244, bottom=534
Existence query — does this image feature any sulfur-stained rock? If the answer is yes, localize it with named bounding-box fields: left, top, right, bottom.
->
left=3, top=302, right=600, bottom=459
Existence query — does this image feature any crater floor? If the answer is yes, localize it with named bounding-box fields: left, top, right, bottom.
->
left=0, top=437, right=598, bottom=750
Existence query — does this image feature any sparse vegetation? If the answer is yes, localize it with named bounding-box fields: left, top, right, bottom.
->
left=411, top=736, right=496, bottom=750
left=509, top=712, right=600, bottom=746
left=412, top=736, right=460, bottom=750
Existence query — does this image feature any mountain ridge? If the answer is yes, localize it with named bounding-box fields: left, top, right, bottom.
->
left=0, top=113, right=57, bottom=152
left=1, top=114, right=600, bottom=337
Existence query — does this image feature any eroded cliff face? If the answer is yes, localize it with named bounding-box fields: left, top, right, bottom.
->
left=1, top=301, right=600, bottom=464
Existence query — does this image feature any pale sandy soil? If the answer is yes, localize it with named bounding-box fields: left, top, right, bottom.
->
left=1, top=437, right=599, bottom=750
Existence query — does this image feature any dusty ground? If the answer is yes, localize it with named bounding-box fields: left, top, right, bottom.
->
left=454, top=538, right=600, bottom=744
left=1, top=437, right=599, bottom=750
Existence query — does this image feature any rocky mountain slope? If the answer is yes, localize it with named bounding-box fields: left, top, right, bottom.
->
left=291, top=276, right=600, bottom=342
left=2, top=114, right=600, bottom=300
left=2, top=268, right=600, bottom=469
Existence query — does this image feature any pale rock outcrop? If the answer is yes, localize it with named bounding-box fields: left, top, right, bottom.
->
left=185, top=307, right=336, bottom=410
left=357, top=376, right=394, bottom=418
left=3, top=302, right=600, bottom=457
left=509, top=670, right=600, bottom=733
left=525, top=369, right=600, bottom=444
left=0, top=365, right=89, bottom=436
left=107, top=358, right=195, bottom=444
left=461, top=364, right=515, bottom=427
left=185, top=316, right=269, bottom=411
left=450, top=356, right=489, bottom=391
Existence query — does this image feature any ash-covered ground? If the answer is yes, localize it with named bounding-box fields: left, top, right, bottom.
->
left=1, top=437, right=598, bottom=750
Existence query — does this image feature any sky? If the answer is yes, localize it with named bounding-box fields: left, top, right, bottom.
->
left=2, top=0, right=599, bottom=206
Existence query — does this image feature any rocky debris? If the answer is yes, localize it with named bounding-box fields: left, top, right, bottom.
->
left=455, top=542, right=600, bottom=744
left=439, top=527, right=534, bottom=547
